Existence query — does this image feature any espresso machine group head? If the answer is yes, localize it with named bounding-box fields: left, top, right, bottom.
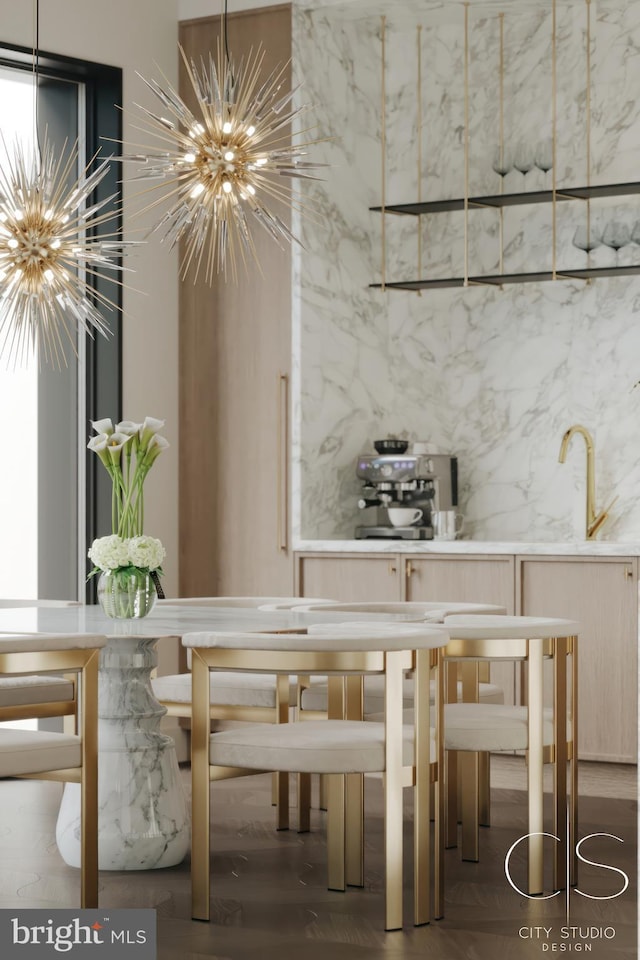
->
left=355, top=447, right=458, bottom=539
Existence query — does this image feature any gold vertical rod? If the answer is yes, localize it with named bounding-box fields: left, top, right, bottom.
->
left=381, top=16, right=387, bottom=292
left=276, top=373, right=289, bottom=553
left=551, top=0, right=558, bottom=279
left=417, top=25, right=423, bottom=293
left=498, top=13, right=505, bottom=276
left=527, top=637, right=545, bottom=896
left=463, top=3, right=470, bottom=286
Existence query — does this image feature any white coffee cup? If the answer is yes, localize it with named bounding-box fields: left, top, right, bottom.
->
left=387, top=507, right=423, bottom=527
left=432, top=510, right=464, bottom=541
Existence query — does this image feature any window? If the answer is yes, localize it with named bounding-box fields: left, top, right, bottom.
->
left=0, top=44, right=123, bottom=603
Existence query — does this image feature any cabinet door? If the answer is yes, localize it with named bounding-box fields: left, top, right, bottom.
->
left=518, top=557, right=638, bottom=763
left=404, top=555, right=516, bottom=702
left=296, top=553, right=401, bottom=602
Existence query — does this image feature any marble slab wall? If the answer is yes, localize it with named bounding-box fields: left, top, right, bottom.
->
left=292, top=0, right=640, bottom=542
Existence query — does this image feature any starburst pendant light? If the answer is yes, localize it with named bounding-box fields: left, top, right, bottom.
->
left=0, top=137, right=135, bottom=367
left=125, top=3, right=323, bottom=282
left=0, top=0, right=136, bottom=367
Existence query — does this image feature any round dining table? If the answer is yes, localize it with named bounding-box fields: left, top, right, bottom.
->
left=0, top=603, right=409, bottom=871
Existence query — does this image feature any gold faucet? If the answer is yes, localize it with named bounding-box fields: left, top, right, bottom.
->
left=558, top=424, right=614, bottom=539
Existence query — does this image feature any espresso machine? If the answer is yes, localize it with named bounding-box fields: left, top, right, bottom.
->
left=355, top=441, right=458, bottom=540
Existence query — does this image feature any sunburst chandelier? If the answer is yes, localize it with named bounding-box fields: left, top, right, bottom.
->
left=0, top=0, right=136, bottom=368
left=0, top=135, right=134, bottom=366
left=124, top=12, right=323, bottom=281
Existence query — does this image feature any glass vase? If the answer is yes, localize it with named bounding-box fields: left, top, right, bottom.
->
left=97, top=569, right=157, bottom=619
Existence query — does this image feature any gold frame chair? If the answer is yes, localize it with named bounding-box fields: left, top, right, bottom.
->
left=442, top=614, right=578, bottom=895
left=152, top=596, right=334, bottom=829
left=0, top=632, right=105, bottom=907
left=186, top=625, right=448, bottom=931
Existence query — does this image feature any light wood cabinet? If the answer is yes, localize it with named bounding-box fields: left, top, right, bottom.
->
left=295, top=549, right=638, bottom=761
left=296, top=552, right=401, bottom=601
left=403, top=554, right=516, bottom=703
left=403, top=555, right=515, bottom=609
left=178, top=7, right=294, bottom=597
left=518, top=556, right=638, bottom=763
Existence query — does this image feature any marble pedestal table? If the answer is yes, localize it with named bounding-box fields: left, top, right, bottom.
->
left=57, top=629, right=190, bottom=870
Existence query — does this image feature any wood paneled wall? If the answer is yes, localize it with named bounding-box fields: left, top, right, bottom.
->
left=178, top=5, right=293, bottom=597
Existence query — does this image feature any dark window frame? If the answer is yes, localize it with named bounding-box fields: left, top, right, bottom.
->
left=0, top=42, right=123, bottom=600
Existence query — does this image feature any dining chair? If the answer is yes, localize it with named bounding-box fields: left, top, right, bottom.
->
left=0, top=600, right=83, bottom=727
left=441, top=614, right=578, bottom=896
left=292, top=601, right=506, bottom=830
left=151, top=595, right=336, bottom=829
left=183, top=623, right=449, bottom=931
left=0, top=631, right=106, bottom=907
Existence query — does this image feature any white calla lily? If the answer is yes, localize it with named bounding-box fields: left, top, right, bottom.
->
left=116, top=420, right=142, bottom=436
left=87, top=415, right=169, bottom=552
left=139, top=416, right=165, bottom=451
left=87, top=432, right=111, bottom=468
left=91, top=418, right=114, bottom=436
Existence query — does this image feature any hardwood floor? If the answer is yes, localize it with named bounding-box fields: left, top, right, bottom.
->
left=0, top=762, right=636, bottom=959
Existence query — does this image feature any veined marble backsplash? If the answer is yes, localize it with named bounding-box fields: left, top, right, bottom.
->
left=291, top=0, right=640, bottom=543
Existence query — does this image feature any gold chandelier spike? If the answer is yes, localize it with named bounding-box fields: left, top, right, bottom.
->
left=123, top=44, right=325, bottom=284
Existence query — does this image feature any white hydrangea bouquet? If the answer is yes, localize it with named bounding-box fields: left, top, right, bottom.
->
left=87, top=417, right=168, bottom=618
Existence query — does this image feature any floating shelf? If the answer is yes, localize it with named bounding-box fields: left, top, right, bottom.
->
left=370, top=181, right=640, bottom=217
left=369, top=265, right=640, bottom=292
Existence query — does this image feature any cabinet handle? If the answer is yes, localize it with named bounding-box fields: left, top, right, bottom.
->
left=277, top=373, right=289, bottom=553
left=624, top=567, right=634, bottom=580
left=405, top=560, right=413, bottom=578
left=388, top=561, right=397, bottom=575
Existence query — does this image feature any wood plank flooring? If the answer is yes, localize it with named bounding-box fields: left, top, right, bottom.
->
left=0, top=760, right=636, bottom=959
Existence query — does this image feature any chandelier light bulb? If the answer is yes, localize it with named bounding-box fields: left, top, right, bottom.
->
left=124, top=43, right=325, bottom=281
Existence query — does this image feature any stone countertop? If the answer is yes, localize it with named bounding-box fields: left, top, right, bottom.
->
left=294, top=539, right=640, bottom=557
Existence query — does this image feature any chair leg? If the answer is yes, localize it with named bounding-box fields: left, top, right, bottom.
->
left=478, top=751, right=491, bottom=827
left=192, top=761, right=212, bottom=921
left=318, top=773, right=328, bottom=810
left=460, top=751, right=480, bottom=862
left=326, top=773, right=346, bottom=892
left=298, top=773, right=311, bottom=832
left=553, top=635, right=569, bottom=891
left=276, top=772, right=289, bottom=830
left=445, top=749, right=458, bottom=848
left=345, top=773, right=364, bottom=887
left=414, top=745, right=431, bottom=926
left=527, top=637, right=544, bottom=896
left=384, top=771, right=404, bottom=931
left=80, top=768, right=98, bottom=909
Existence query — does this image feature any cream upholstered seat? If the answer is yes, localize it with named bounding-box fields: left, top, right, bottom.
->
left=0, top=600, right=82, bottom=722
left=442, top=614, right=578, bottom=896
left=0, top=631, right=106, bottom=907
left=184, top=624, right=448, bottom=931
